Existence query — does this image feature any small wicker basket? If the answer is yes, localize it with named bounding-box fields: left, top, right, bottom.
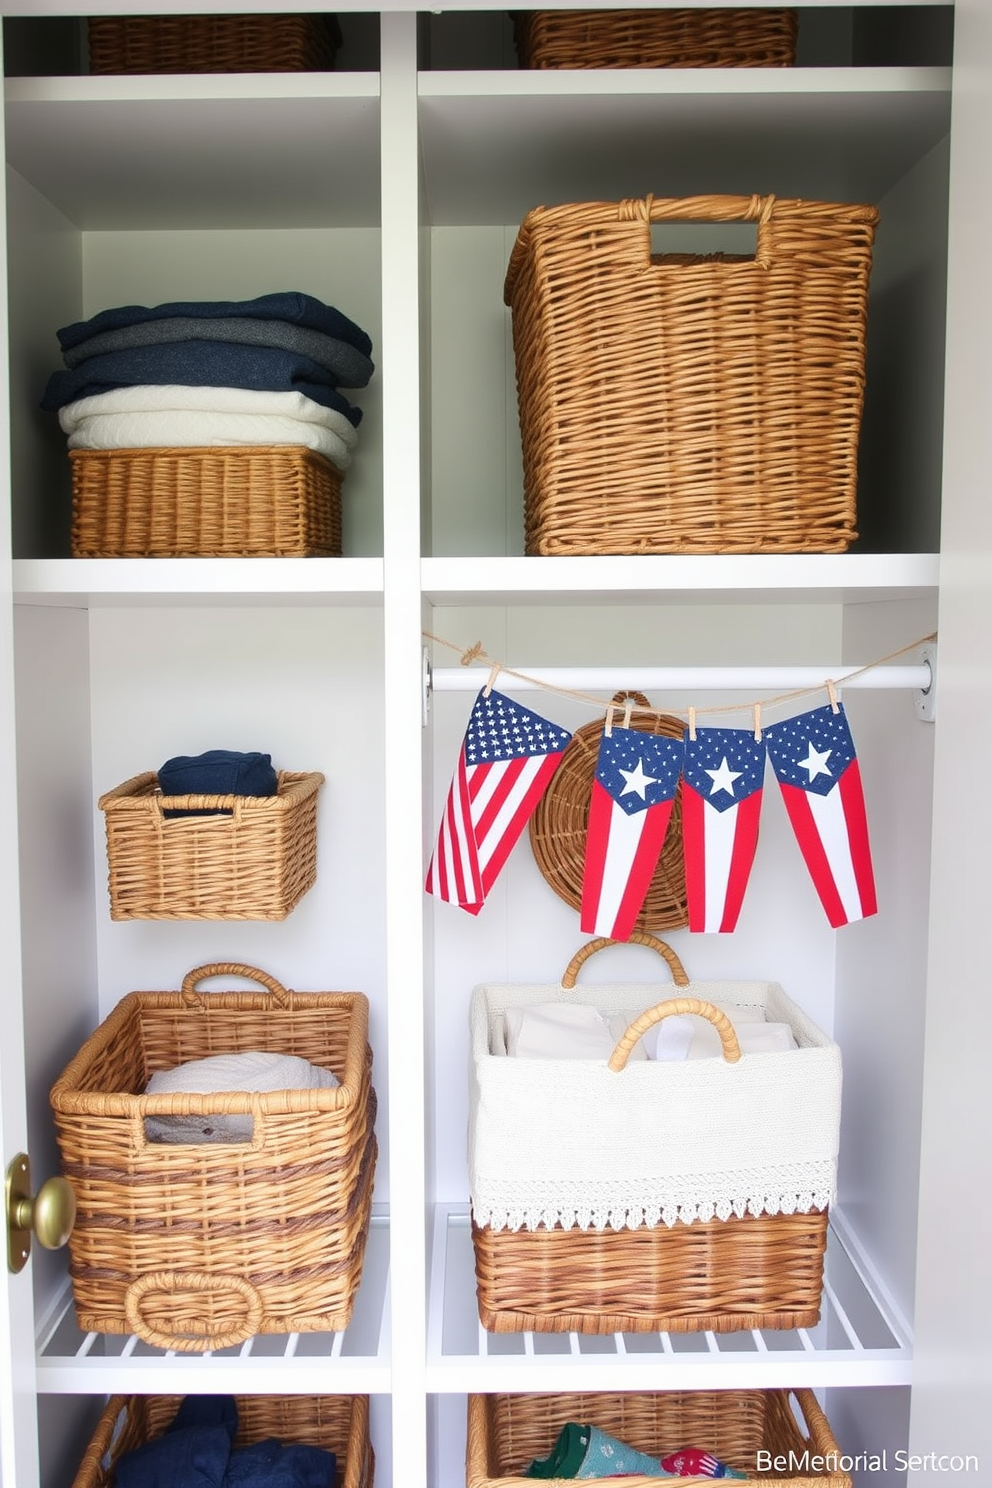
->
left=88, top=14, right=343, bottom=74
left=98, top=769, right=323, bottom=921
left=505, top=193, right=878, bottom=556
left=73, top=1394, right=373, bottom=1488
left=468, top=1391, right=851, bottom=1488
left=51, top=963, right=377, bottom=1352
left=514, top=8, right=798, bottom=70
left=70, top=445, right=343, bottom=558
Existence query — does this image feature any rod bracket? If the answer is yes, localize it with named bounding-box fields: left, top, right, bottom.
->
left=914, top=643, right=937, bottom=723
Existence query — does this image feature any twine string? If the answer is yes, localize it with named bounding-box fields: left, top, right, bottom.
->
left=422, top=629, right=937, bottom=724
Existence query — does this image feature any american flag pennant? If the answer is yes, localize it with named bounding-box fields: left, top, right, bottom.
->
left=580, top=725, right=685, bottom=941
left=426, top=687, right=571, bottom=914
left=765, top=702, right=877, bottom=928
left=682, top=726, right=766, bottom=934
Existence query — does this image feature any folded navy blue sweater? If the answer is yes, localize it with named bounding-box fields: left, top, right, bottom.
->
left=42, top=341, right=363, bottom=423
left=158, top=750, right=278, bottom=817
left=113, top=1396, right=337, bottom=1488
left=57, top=290, right=372, bottom=358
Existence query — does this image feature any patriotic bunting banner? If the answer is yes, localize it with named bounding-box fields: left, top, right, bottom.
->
left=426, top=687, right=571, bottom=914
left=580, top=726, right=685, bottom=941
left=764, top=703, right=877, bottom=928
left=682, top=726, right=766, bottom=934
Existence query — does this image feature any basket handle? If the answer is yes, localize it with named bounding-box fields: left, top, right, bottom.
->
left=623, top=192, right=776, bottom=269
left=608, top=995, right=742, bottom=1072
left=123, top=1271, right=264, bottom=1352
left=561, top=931, right=690, bottom=991
left=180, top=962, right=292, bottom=1007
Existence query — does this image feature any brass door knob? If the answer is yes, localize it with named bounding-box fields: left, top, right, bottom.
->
left=6, top=1153, right=76, bottom=1274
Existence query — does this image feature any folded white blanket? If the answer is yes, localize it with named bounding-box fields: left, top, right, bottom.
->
left=502, top=1003, right=646, bottom=1061
left=653, top=1009, right=798, bottom=1062
left=59, top=384, right=360, bottom=444
left=144, top=1050, right=338, bottom=1144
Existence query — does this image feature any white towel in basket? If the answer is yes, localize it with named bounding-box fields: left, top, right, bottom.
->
left=144, top=1050, right=338, bottom=1144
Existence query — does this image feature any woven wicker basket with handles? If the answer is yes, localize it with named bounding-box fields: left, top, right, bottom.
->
left=513, top=8, right=799, bottom=70
left=50, top=963, right=376, bottom=1352
left=72, top=1394, right=373, bottom=1488
left=470, top=933, right=838, bottom=1334
left=505, top=192, right=878, bottom=555
left=468, top=1390, right=852, bottom=1488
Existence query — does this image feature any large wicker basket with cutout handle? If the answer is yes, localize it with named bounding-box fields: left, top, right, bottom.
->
left=50, top=962, right=377, bottom=1352
left=505, top=193, right=878, bottom=555
left=468, top=1390, right=851, bottom=1488
left=98, top=768, right=323, bottom=920
left=72, top=1394, right=374, bottom=1488
left=528, top=692, right=687, bottom=930
left=470, top=933, right=837, bottom=1334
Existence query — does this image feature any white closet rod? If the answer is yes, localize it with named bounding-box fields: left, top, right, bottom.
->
left=430, top=663, right=932, bottom=693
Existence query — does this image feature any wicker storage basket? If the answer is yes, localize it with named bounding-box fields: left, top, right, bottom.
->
left=504, top=193, right=878, bottom=555
left=468, top=1391, right=851, bottom=1487
left=73, top=1393, right=373, bottom=1488
left=88, top=14, right=342, bottom=74
left=50, top=962, right=377, bottom=1352
left=70, top=445, right=343, bottom=558
left=98, top=768, right=323, bottom=921
left=529, top=692, right=688, bottom=930
left=514, top=9, right=798, bottom=70
left=470, top=934, right=838, bottom=1334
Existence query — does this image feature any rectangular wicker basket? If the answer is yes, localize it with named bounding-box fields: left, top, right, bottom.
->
left=88, top=14, right=343, bottom=74
left=468, top=1391, right=851, bottom=1488
left=504, top=193, right=878, bottom=555
left=98, top=769, right=323, bottom=921
left=73, top=1394, right=373, bottom=1488
left=470, top=934, right=838, bottom=1334
left=70, top=445, right=343, bottom=557
left=514, top=8, right=798, bottom=69
left=50, top=963, right=377, bottom=1353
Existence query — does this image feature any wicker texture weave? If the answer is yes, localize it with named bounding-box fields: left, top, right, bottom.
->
left=88, top=14, right=342, bottom=74
left=504, top=193, right=878, bottom=555
left=473, top=1207, right=828, bottom=1334
left=98, top=769, right=323, bottom=921
left=515, top=8, right=798, bottom=69
left=70, top=445, right=342, bottom=558
left=51, top=964, right=377, bottom=1352
left=468, top=1391, right=851, bottom=1487
left=528, top=694, right=687, bottom=929
left=73, top=1393, right=373, bottom=1488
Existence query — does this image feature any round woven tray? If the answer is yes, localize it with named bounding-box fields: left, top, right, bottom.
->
left=528, top=693, right=688, bottom=931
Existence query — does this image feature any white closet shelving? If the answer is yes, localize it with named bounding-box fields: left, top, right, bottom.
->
left=3, top=5, right=988, bottom=1487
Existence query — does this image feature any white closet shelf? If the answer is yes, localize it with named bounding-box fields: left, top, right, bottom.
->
left=35, top=1215, right=391, bottom=1395
left=418, top=67, right=951, bottom=224
left=428, top=1205, right=912, bottom=1393
left=13, top=557, right=385, bottom=606
left=5, top=75, right=381, bottom=230
left=422, top=553, right=940, bottom=606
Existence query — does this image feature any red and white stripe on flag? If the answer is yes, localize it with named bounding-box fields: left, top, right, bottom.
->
left=580, top=725, right=684, bottom=941
left=765, top=703, right=877, bottom=928
left=425, top=687, right=571, bottom=913
left=681, top=726, right=766, bottom=934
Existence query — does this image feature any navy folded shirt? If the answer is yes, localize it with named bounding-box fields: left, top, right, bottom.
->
left=158, top=750, right=278, bottom=817
left=41, top=341, right=363, bottom=423
left=57, top=290, right=372, bottom=358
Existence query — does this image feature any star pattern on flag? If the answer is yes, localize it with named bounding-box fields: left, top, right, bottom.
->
left=682, top=727, right=766, bottom=815
left=765, top=705, right=856, bottom=798
left=464, top=690, right=571, bottom=764
left=595, top=728, right=683, bottom=816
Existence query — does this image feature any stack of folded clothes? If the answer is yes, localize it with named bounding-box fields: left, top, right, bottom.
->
left=41, top=289, right=374, bottom=475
